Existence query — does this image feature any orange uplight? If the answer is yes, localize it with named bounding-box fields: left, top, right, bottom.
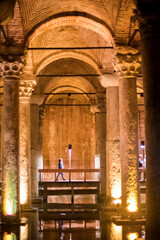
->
left=127, top=198, right=138, bottom=212
left=112, top=198, right=122, bottom=205
left=3, top=232, right=16, bottom=240
left=127, top=232, right=139, bottom=240
left=6, top=199, right=13, bottom=216
left=111, top=183, right=121, bottom=199
left=20, top=185, right=27, bottom=205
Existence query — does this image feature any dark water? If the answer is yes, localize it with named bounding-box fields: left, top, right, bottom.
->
left=0, top=211, right=145, bottom=240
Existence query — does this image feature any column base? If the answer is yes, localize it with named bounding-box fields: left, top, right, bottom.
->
left=0, top=217, right=28, bottom=226
left=21, top=206, right=38, bottom=212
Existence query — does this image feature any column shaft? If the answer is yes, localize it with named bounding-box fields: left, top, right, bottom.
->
left=119, top=76, right=140, bottom=214
left=30, top=104, right=39, bottom=198
left=2, top=76, right=20, bottom=222
left=19, top=78, right=36, bottom=209
left=106, top=87, right=121, bottom=203
left=95, top=112, right=106, bottom=197
left=19, top=98, right=31, bottom=208
left=136, top=5, right=160, bottom=234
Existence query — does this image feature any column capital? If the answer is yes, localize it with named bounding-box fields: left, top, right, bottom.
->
left=100, top=74, right=119, bottom=88
left=115, top=46, right=141, bottom=78
left=0, top=55, right=25, bottom=79
left=19, top=77, right=37, bottom=99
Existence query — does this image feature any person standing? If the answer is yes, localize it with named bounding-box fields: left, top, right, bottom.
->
left=56, top=158, right=66, bottom=181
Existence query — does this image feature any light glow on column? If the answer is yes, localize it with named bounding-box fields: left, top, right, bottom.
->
left=20, top=99, right=30, bottom=206
left=3, top=170, right=17, bottom=216
left=20, top=224, right=28, bottom=240
left=126, top=232, right=139, bottom=240
left=112, top=198, right=121, bottom=205
left=20, top=183, right=27, bottom=204
left=68, top=144, right=72, bottom=169
left=3, top=232, right=17, bottom=240
left=127, top=198, right=138, bottom=212
left=5, top=199, right=13, bottom=216
left=110, top=223, right=122, bottom=240
left=111, top=182, right=121, bottom=199
left=126, top=154, right=139, bottom=213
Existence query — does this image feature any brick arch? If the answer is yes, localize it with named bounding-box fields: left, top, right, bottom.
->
left=44, top=76, right=97, bottom=96
left=28, top=16, right=114, bottom=47
left=44, top=86, right=93, bottom=105
left=36, top=51, right=100, bottom=76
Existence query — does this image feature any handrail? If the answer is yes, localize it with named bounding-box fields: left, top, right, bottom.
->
left=38, top=168, right=100, bottom=182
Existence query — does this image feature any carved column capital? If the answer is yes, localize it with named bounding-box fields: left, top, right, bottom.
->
left=115, top=46, right=141, bottom=78
left=19, top=79, right=36, bottom=99
left=0, top=55, right=25, bottom=79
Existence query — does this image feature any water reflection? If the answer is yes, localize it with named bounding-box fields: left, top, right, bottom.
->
left=0, top=212, right=145, bottom=240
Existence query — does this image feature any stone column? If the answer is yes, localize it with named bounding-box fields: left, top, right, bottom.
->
left=0, top=57, right=24, bottom=222
left=30, top=95, right=44, bottom=198
left=95, top=96, right=106, bottom=198
left=135, top=1, right=160, bottom=236
left=100, top=74, right=121, bottom=206
left=19, top=77, right=36, bottom=209
left=116, top=46, right=141, bottom=216
left=38, top=106, right=45, bottom=170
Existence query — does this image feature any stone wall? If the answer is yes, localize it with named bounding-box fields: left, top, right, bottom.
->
left=42, top=98, right=95, bottom=173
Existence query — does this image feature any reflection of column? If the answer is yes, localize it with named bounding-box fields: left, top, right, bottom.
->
left=116, top=46, right=141, bottom=216
left=110, top=223, right=122, bottom=240
left=135, top=1, right=160, bottom=236
left=30, top=95, right=44, bottom=198
left=101, top=75, right=121, bottom=205
left=19, top=77, right=36, bottom=208
left=0, top=58, right=24, bottom=222
left=22, top=211, right=38, bottom=240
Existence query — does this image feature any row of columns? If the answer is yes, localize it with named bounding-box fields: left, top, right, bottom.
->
left=0, top=50, right=141, bottom=222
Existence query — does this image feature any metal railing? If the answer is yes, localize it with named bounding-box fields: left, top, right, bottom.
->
left=38, top=169, right=100, bottom=182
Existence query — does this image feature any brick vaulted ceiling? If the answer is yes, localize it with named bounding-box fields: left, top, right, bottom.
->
left=0, top=0, right=140, bottom=47
left=18, top=0, right=120, bottom=35
left=0, top=0, right=142, bottom=95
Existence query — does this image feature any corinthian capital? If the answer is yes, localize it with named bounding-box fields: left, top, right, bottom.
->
left=0, top=55, right=25, bottom=79
left=19, top=78, right=36, bottom=99
left=115, top=46, right=141, bottom=78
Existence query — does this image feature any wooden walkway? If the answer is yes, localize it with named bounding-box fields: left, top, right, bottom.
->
left=38, top=169, right=101, bottom=212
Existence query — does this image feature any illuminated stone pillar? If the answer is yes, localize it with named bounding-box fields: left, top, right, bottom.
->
left=100, top=74, right=121, bottom=203
left=0, top=58, right=24, bottom=222
left=135, top=1, right=160, bottom=236
left=100, top=74, right=121, bottom=205
left=30, top=95, right=44, bottom=198
left=19, top=77, right=36, bottom=208
left=95, top=97, right=106, bottom=197
left=116, top=46, right=141, bottom=216
left=38, top=106, right=45, bottom=169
